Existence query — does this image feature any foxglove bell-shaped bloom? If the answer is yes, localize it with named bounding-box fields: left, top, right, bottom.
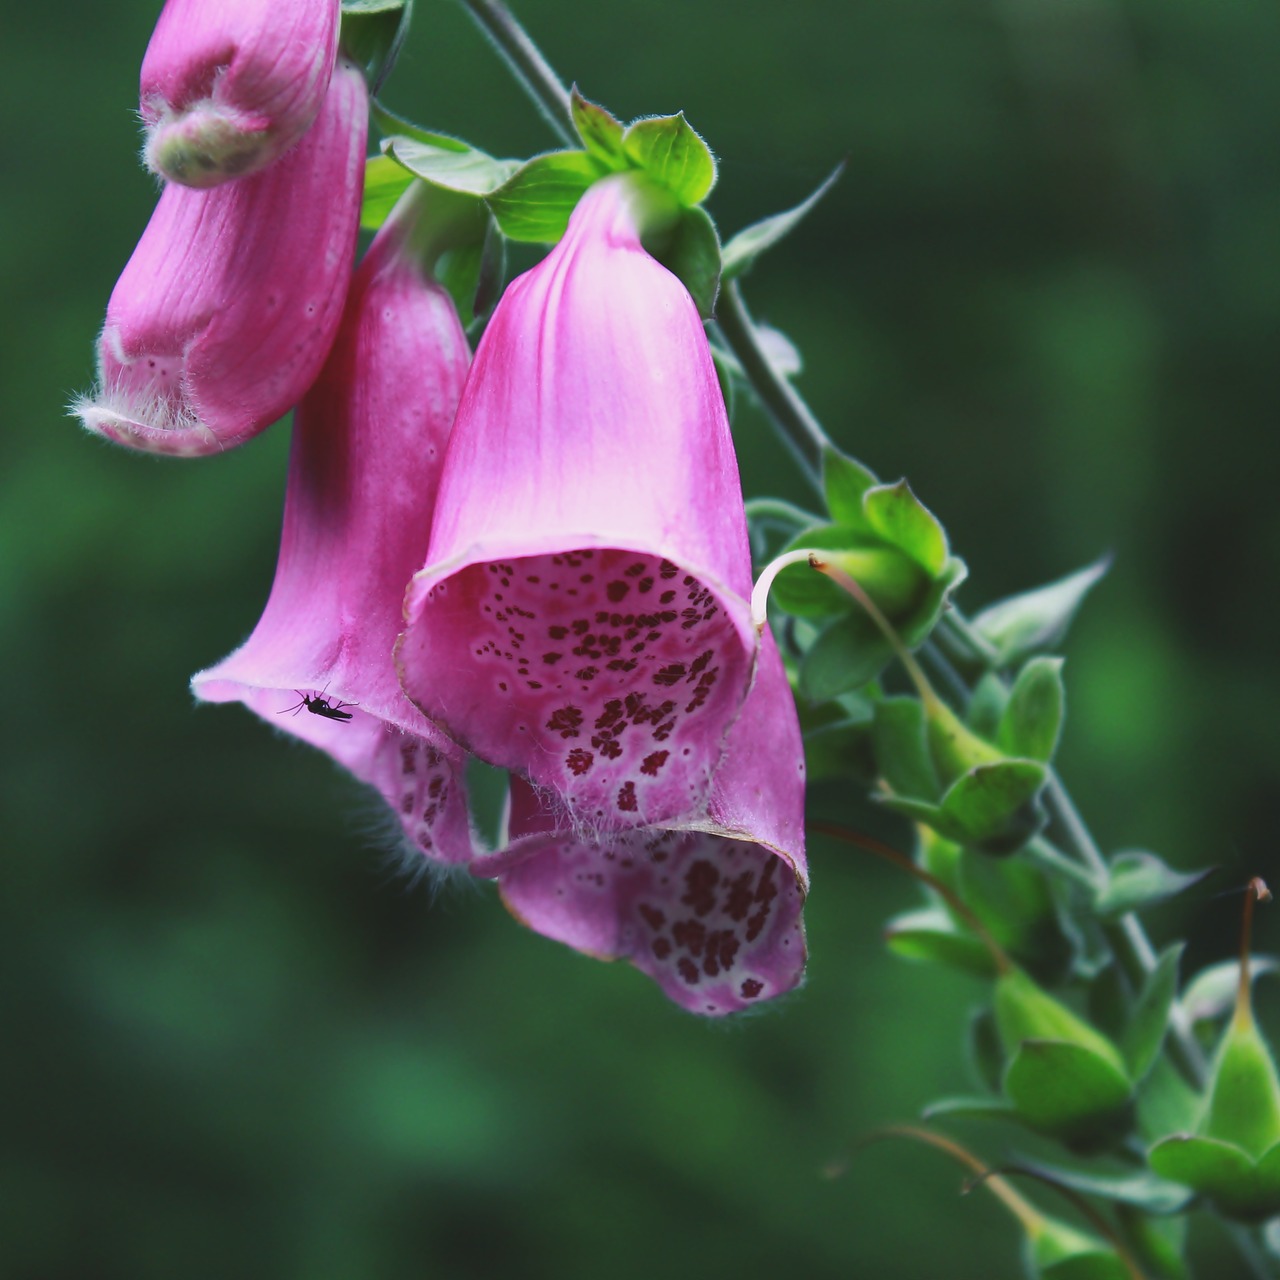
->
left=191, top=185, right=473, bottom=867
left=141, top=0, right=341, bottom=187
left=484, top=634, right=808, bottom=1015
left=399, top=173, right=758, bottom=835
left=76, top=58, right=367, bottom=457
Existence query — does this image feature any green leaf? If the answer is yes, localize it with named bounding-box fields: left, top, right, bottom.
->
left=1005, top=1040, right=1133, bottom=1145
left=1115, top=1207, right=1189, bottom=1280
left=972, top=556, right=1111, bottom=668
left=862, top=480, right=949, bottom=576
left=797, top=610, right=894, bottom=700
left=995, top=967, right=1128, bottom=1074
left=340, top=0, right=412, bottom=93
left=1123, top=944, right=1184, bottom=1082
left=621, top=113, right=717, bottom=207
left=1136, top=1057, right=1203, bottom=1145
left=646, top=205, right=721, bottom=318
left=486, top=151, right=606, bottom=242
left=884, top=907, right=997, bottom=977
left=371, top=101, right=471, bottom=149
left=936, top=759, right=1047, bottom=851
left=721, top=162, right=845, bottom=280
left=385, top=134, right=518, bottom=197
left=770, top=525, right=863, bottom=619
left=969, top=1007, right=1005, bottom=1094
left=821, top=447, right=878, bottom=529
left=998, top=656, right=1065, bottom=763
left=570, top=87, right=627, bottom=167
left=800, top=709, right=875, bottom=784
left=872, top=697, right=941, bottom=802
left=1039, top=1255, right=1131, bottom=1280
left=959, top=849, right=1066, bottom=975
left=1183, top=956, right=1279, bottom=1024
left=1094, top=851, right=1211, bottom=920
left=920, top=1095, right=1017, bottom=1123
left=360, top=154, right=415, bottom=231
left=1023, top=1161, right=1193, bottom=1213
left=967, top=672, right=1009, bottom=741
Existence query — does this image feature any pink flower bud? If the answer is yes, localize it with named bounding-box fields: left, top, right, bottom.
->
left=398, top=174, right=758, bottom=835
left=483, top=633, right=808, bottom=1015
left=191, top=185, right=474, bottom=868
left=77, top=58, right=367, bottom=457
left=140, top=0, right=341, bottom=188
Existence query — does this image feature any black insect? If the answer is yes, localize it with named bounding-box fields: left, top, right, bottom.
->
left=279, top=688, right=356, bottom=722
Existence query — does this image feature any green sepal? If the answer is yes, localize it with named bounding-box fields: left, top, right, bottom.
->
left=486, top=151, right=607, bottom=242
left=995, top=968, right=1128, bottom=1076
left=1093, top=851, right=1211, bottom=920
left=1204, top=1017, right=1280, bottom=1158
left=1004, top=1040, right=1134, bottom=1149
left=643, top=205, right=721, bottom=319
left=920, top=1095, right=1017, bottom=1123
left=360, top=154, right=415, bottom=231
left=1123, top=944, right=1184, bottom=1083
left=570, top=87, right=627, bottom=168
left=862, top=480, right=949, bottom=577
left=1117, top=1208, right=1190, bottom=1280
left=1149, top=1135, right=1280, bottom=1223
left=1036, top=1252, right=1131, bottom=1280
left=436, top=212, right=504, bottom=331
left=340, top=0, right=412, bottom=94
left=797, top=610, right=893, bottom=700
left=872, top=697, right=940, bottom=802
left=998, top=656, right=1066, bottom=763
left=771, top=525, right=924, bottom=621
left=898, top=555, right=968, bottom=648
left=383, top=131, right=518, bottom=197
left=821, top=446, right=878, bottom=529
left=883, top=907, right=996, bottom=977
left=621, top=112, right=717, bottom=207
left=1136, top=1057, right=1202, bottom=1146
left=722, top=162, right=845, bottom=280
left=972, top=556, right=1111, bottom=669
left=958, top=846, right=1070, bottom=979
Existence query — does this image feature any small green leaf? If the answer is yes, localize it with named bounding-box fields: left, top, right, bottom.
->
left=998, top=656, right=1065, bottom=763
left=995, top=968, right=1128, bottom=1075
left=1094, top=851, right=1211, bottom=920
left=360, top=154, right=415, bottom=231
left=371, top=101, right=471, bottom=149
left=821, top=447, right=878, bottom=529
left=385, top=134, right=518, bottom=197
left=570, top=87, right=627, bottom=167
left=1039, top=1255, right=1131, bottom=1280
left=1136, top=1057, right=1202, bottom=1145
left=1183, top=956, right=1279, bottom=1025
left=645, top=205, right=721, bottom=318
left=1123, top=943, right=1184, bottom=1082
left=967, top=672, right=1009, bottom=741
left=973, top=556, right=1112, bottom=668
left=920, top=1095, right=1017, bottom=1123
left=797, top=610, right=894, bottom=700
left=872, top=697, right=941, bottom=802
left=936, top=759, right=1048, bottom=851
left=622, top=112, right=717, bottom=206
left=959, top=849, right=1067, bottom=976
left=486, top=151, right=606, bottom=242
left=800, top=706, right=875, bottom=784
left=969, top=1007, right=1004, bottom=1094
left=1005, top=1040, right=1133, bottom=1145
left=1022, top=1161, right=1193, bottom=1213
left=721, top=162, right=845, bottom=280
left=884, top=907, right=996, bottom=976
left=862, top=480, right=949, bottom=576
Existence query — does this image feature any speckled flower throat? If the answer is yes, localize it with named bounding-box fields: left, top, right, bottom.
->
left=406, top=547, right=753, bottom=831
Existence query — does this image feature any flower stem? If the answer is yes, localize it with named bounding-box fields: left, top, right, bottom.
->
left=456, top=0, right=577, bottom=146
left=713, top=280, right=832, bottom=494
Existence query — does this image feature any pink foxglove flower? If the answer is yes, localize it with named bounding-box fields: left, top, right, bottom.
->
left=141, top=0, right=341, bottom=188
left=76, top=57, right=367, bottom=457
left=399, top=173, right=758, bottom=835
left=484, top=633, right=807, bottom=1015
left=191, top=184, right=473, bottom=867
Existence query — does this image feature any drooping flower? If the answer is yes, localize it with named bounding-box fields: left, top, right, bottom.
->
left=398, top=173, right=758, bottom=835
left=140, top=0, right=341, bottom=188
left=480, top=632, right=808, bottom=1015
left=191, top=182, right=474, bottom=867
left=76, top=57, right=367, bottom=457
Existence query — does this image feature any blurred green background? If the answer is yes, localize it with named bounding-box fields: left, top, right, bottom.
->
left=4, top=0, right=1280, bottom=1275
